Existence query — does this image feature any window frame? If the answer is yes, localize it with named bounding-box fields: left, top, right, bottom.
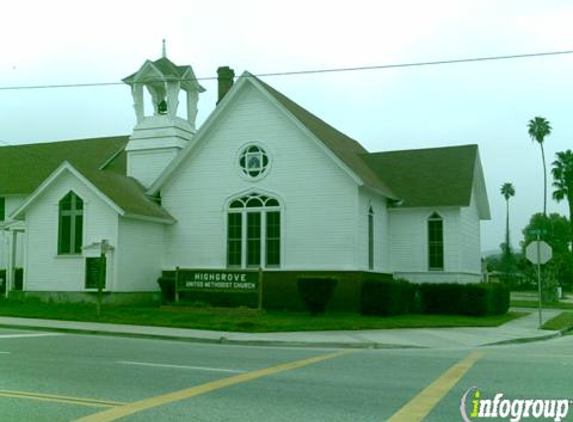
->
left=237, top=143, right=271, bottom=181
left=368, top=206, right=374, bottom=270
left=226, top=193, right=281, bottom=269
left=58, top=191, right=84, bottom=255
left=427, top=212, right=444, bottom=271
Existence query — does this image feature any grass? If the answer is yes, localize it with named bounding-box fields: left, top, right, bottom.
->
left=542, top=312, right=573, bottom=331
left=0, top=299, right=525, bottom=332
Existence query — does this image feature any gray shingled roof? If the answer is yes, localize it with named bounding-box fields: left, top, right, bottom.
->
left=361, top=144, right=478, bottom=207
left=253, top=76, right=398, bottom=199
left=0, top=137, right=173, bottom=221
left=122, top=57, right=206, bottom=93
left=257, top=78, right=480, bottom=208
left=123, top=57, right=186, bottom=82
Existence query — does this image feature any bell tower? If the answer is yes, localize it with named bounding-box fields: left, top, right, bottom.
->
left=122, top=47, right=205, bottom=188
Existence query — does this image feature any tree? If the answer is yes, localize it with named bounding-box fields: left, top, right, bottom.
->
left=521, top=213, right=573, bottom=296
left=500, top=182, right=516, bottom=256
left=522, top=213, right=571, bottom=254
left=527, top=117, right=552, bottom=217
left=552, top=149, right=573, bottom=250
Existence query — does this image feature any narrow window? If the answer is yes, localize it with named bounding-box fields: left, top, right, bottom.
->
left=58, top=191, right=83, bottom=255
left=0, top=197, right=5, bottom=222
left=368, top=206, right=374, bottom=270
left=227, top=213, right=242, bottom=267
left=266, top=211, right=281, bottom=267
left=428, top=212, right=444, bottom=270
left=246, top=212, right=262, bottom=267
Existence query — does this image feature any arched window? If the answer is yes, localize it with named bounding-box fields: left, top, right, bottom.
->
left=58, top=191, right=83, bottom=255
left=428, top=212, right=444, bottom=271
left=227, top=193, right=280, bottom=268
left=368, top=206, right=374, bottom=270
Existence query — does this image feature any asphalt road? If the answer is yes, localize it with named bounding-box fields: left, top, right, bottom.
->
left=1, top=327, right=572, bottom=422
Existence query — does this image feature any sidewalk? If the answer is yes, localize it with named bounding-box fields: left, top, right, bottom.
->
left=0, top=308, right=566, bottom=349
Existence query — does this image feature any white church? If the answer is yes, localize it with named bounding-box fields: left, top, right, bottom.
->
left=0, top=54, right=490, bottom=304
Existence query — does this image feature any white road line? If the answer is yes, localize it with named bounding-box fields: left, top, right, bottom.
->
left=0, top=333, right=64, bottom=339
left=118, top=360, right=245, bottom=373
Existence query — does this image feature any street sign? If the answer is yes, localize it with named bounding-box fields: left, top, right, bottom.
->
left=526, top=228, right=548, bottom=236
left=525, top=241, right=552, bottom=264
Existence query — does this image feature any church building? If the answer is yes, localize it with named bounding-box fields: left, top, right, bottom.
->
left=0, top=55, right=490, bottom=303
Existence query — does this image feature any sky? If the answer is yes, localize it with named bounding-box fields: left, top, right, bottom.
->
left=0, top=0, right=571, bottom=253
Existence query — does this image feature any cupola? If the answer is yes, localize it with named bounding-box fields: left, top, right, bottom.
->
left=122, top=45, right=205, bottom=188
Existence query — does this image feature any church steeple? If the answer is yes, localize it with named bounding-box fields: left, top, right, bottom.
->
left=122, top=54, right=205, bottom=130
left=121, top=54, right=206, bottom=188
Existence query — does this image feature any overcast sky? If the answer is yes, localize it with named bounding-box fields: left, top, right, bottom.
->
left=1, top=0, right=571, bottom=253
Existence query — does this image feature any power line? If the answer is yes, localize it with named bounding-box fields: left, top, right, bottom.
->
left=1, top=49, right=572, bottom=91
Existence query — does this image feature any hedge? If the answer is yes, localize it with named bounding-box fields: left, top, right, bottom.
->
left=418, top=282, right=509, bottom=316
left=360, top=278, right=415, bottom=316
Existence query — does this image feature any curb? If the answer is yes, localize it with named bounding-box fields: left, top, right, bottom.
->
left=479, top=331, right=562, bottom=347
left=0, top=323, right=424, bottom=349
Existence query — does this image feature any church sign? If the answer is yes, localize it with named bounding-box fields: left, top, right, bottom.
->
left=175, top=268, right=260, bottom=294
left=85, top=257, right=106, bottom=289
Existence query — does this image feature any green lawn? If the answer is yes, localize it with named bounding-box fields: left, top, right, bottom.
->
left=542, top=312, right=573, bottom=331
left=0, top=300, right=525, bottom=332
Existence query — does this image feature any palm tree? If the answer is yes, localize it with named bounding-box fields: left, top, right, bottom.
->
left=552, top=149, right=573, bottom=249
left=527, top=117, right=552, bottom=217
left=500, top=182, right=515, bottom=255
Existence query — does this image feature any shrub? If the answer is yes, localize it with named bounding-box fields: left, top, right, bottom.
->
left=418, top=283, right=465, bottom=315
left=360, top=278, right=415, bottom=316
left=297, top=277, right=338, bottom=316
left=418, top=282, right=510, bottom=316
left=490, top=283, right=510, bottom=315
left=157, top=277, right=176, bottom=303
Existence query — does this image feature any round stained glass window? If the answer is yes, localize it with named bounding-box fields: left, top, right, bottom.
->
left=239, top=145, right=269, bottom=178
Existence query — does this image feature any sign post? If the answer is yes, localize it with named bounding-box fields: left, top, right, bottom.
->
left=525, top=232, right=552, bottom=328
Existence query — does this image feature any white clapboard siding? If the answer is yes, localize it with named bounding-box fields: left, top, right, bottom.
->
left=161, top=82, right=359, bottom=270
left=357, top=189, right=391, bottom=273
left=388, top=207, right=462, bottom=282
left=128, top=148, right=180, bottom=189
left=115, top=217, right=165, bottom=291
left=24, top=171, right=118, bottom=292
left=459, top=187, right=482, bottom=274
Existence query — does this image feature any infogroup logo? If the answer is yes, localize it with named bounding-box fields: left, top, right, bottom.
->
left=460, top=387, right=572, bottom=422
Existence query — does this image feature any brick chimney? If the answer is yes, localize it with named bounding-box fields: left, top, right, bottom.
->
left=217, top=66, right=235, bottom=104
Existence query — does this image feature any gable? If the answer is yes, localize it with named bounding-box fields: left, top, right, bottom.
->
left=149, top=73, right=397, bottom=198
left=362, top=144, right=490, bottom=219
left=158, top=80, right=360, bottom=200
left=1, top=137, right=173, bottom=223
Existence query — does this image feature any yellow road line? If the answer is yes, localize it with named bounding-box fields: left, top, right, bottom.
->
left=73, top=350, right=354, bottom=422
left=385, top=351, right=484, bottom=422
left=0, top=389, right=125, bottom=408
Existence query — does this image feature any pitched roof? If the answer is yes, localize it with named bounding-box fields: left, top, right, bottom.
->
left=252, top=76, right=397, bottom=199
left=122, top=57, right=206, bottom=92
left=0, top=137, right=173, bottom=222
left=361, top=144, right=479, bottom=207
left=123, top=57, right=185, bottom=82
